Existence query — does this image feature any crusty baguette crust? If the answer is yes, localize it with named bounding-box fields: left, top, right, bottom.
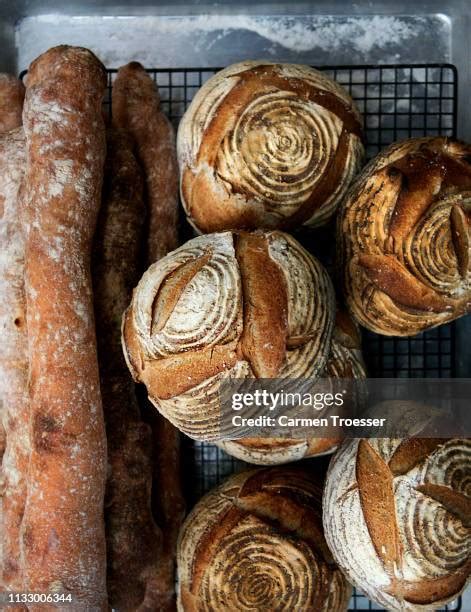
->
left=113, top=62, right=184, bottom=611
left=21, top=45, right=108, bottom=607
left=0, top=74, right=25, bottom=132
left=0, top=128, right=27, bottom=593
left=112, top=62, right=179, bottom=262
left=94, top=128, right=164, bottom=611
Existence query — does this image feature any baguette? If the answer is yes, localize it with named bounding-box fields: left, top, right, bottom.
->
left=0, top=74, right=25, bottom=132
left=21, top=45, right=107, bottom=607
left=113, top=62, right=184, bottom=610
left=0, top=128, right=27, bottom=594
left=93, top=127, right=163, bottom=610
left=0, top=72, right=25, bottom=469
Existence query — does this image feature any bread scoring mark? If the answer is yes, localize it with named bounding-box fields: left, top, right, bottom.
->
left=356, top=440, right=403, bottom=577
left=357, top=253, right=451, bottom=312
left=151, top=250, right=212, bottom=335
left=235, top=231, right=288, bottom=377
left=339, top=137, right=471, bottom=336
left=179, top=62, right=364, bottom=231
left=450, top=204, right=470, bottom=279
left=416, top=483, right=471, bottom=528
left=389, top=439, right=447, bottom=476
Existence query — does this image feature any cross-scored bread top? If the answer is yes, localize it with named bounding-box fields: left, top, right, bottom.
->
left=122, top=230, right=335, bottom=441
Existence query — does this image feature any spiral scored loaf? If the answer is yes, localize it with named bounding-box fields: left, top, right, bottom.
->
left=122, top=230, right=335, bottom=441
left=216, top=307, right=366, bottom=464
left=338, top=137, right=471, bottom=336
left=177, top=61, right=364, bottom=232
left=323, top=438, right=471, bottom=610
left=177, top=467, right=352, bottom=611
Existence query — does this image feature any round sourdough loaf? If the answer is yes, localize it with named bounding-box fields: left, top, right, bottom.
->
left=177, top=61, right=364, bottom=232
left=122, top=230, right=336, bottom=443
left=338, top=137, right=471, bottom=336
left=216, top=307, right=366, bottom=464
left=323, top=438, right=471, bottom=611
left=177, top=467, right=352, bottom=611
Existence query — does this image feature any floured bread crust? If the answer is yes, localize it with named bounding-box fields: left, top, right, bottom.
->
left=0, top=128, right=27, bottom=592
left=177, top=61, right=364, bottom=232
left=323, top=438, right=471, bottom=610
left=217, top=306, right=366, bottom=464
left=177, top=467, right=352, bottom=611
left=338, top=136, right=471, bottom=336
left=122, top=230, right=335, bottom=442
left=0, top=74, right=25, bottom=133
left=21, top=45, right=108, bottom=607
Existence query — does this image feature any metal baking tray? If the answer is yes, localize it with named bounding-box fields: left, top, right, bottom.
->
left=6, top=1, right=470, bottom=609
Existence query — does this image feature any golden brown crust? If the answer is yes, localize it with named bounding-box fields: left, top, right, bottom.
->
left=94, top=128, right=165, bottom=611
left=0, top=74, right=25, bottom=133
left=324, top=438, right=471, bottom=610
left=177, top=467, right=352, bottom=611
left=112, top=62, right=179, bottom=263
left=178, top=61, right=364, bottom=232
left=338, top=137, right=471, bottom=336
left=21, top=45, right=107, bottom=607
left=236, top=232, right=288, bottom=377
left=0, top=128, right=27, bottom=592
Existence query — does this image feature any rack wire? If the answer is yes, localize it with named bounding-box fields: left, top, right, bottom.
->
left=106, top=64, right=460, bottom=611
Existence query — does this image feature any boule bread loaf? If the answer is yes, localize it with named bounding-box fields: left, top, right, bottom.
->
left=178, top=61, right=364, bottom=232
left=177, top=467, right=352, bottom=611
left=217, top=307, right=366, bottom=465
left=122, top=230, right=335, bottom=442
left=338, top=137, right=471, bottom=336
left=323, top=438, right=471, bottom=610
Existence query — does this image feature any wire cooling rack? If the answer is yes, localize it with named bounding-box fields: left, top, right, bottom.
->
left=105, top=65, right=461, bottom=611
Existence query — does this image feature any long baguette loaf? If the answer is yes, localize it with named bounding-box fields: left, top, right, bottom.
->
left=21, top=46, right=107, bottom=607
left=0, top=73, right=25, bottom=468
left=93, top=127, right=163, bottom=610
left=0, top=74, right=25, bottom=132
left=113, top=62, right=184, bottom=610
left=0, top=128, right=27, bottom=594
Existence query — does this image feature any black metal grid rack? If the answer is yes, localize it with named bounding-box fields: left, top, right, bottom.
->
left=105, top=64, right=461, bottom=611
